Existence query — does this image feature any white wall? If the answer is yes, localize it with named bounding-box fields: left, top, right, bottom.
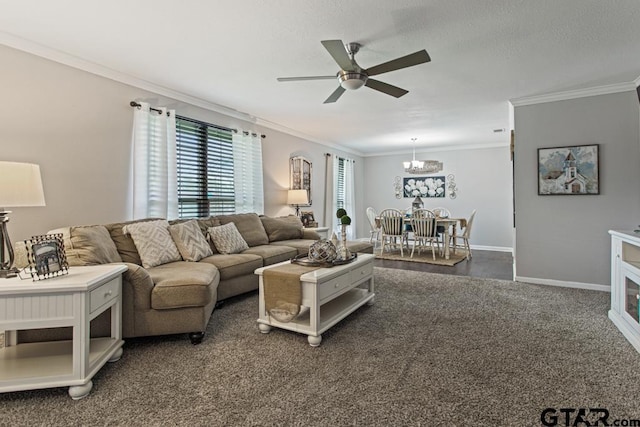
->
left=0, top=44, right=363, bottom=243
left=362, top=146, right=513, bottom=250
left=514, top=91, right=640, bottom=287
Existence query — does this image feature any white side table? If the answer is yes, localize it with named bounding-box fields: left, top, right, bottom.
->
left=0, top=264, right=127, bottom=399
left=306, top=226, right=329, bottom=240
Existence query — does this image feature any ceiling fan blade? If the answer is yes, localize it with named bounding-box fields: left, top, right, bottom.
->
left=323, top=86, right=346, bottom=104
left=277, top=75, right=336, bottom=82
left=321, top=40, right=355, bottom=71
left=365, top=50, right=431, bottom=77
left=365, top=79, right=409, bottom=98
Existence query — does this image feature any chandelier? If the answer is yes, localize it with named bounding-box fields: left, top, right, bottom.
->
left=403, top=138, right=443, bottom=174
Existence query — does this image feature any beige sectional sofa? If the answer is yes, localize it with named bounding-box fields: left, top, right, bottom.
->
left=19, top=213, right=372, bottom=345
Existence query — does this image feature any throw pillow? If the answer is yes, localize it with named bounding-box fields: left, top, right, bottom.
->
left=69, top=225, right=123, bottom=265
left=260, top=216, right=304, bottom=242
left=168, top=220, right=213, bottom=262
left=207, top=223, right=249, bottom=254
left=122, top=219, right=182, bottom=268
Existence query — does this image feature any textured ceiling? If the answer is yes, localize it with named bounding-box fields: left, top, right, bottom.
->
left=1, top=0, right=640, bottom=155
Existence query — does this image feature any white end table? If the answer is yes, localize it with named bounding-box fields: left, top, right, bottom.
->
left=0, top=264, right=127, bottom=399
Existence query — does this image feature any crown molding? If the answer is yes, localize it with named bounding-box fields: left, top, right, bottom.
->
left=0, top=31, right=363, bottom=156
left=510, top=81, right=637, bottom=107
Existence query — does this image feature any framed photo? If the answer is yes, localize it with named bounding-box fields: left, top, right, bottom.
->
left=24, top=234, right=69, bottom=281
left=301, top=211, right=316, bottom=228
left=538, top=144, right=599, bottom=195
left=403, top=176, right=446, bottom=198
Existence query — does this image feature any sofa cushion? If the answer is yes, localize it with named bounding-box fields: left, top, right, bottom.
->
left=105, top=218, right=162, bottom=265
left=46, top=225, right=122, bottom=266
left=199, top=253, right=263, bottom=281
left=216, top=213, right=269, bottom=247
left=207, top=223, right=249, bottom=254
left=168, top=220, right=213, bottom=262
left=123, top=219, right=182, bottom=268
left=147, top=261, right=219, bottom=310
left=260, top=216, right=304, bottom=242
left=196, top=217, right=221, bottom=254
left=69, top=225, right=122, bottom=265
left=270, top=239, right=322, bottom=256
left=243, top=244, right=298, bottom=265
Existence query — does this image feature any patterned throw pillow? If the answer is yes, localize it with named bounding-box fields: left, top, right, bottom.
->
left=168, top=220, right=213, bottom=262
left=207, top=223, right=249, bottom=255
left=122, top=219, right=182, bottom=268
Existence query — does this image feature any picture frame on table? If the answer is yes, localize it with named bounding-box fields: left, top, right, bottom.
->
left=301, top=211, right=316, bottom=228
left=537, top=144, right=599, bottom=195
left=24, top=234, right=69, bottom=281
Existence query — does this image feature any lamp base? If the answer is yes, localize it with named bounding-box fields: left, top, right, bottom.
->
left=0, top=267, right=18, bottom=279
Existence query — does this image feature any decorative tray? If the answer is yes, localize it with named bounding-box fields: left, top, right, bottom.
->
left=291, top=253, right=357, bottom=267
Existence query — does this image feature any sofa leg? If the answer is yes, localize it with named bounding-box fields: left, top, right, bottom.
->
left=189, top=332, right=204, bottom=345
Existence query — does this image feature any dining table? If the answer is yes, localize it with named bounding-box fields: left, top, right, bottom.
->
left=376, top=214, right=467, bottom=260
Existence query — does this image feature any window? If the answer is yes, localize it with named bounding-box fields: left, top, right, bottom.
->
left=175, top=116, right=236, bottom=218
left=336, top=157, right=346, bottom=210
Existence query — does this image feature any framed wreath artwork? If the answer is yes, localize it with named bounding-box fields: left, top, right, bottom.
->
left=24, top=234, right=69, bottom=281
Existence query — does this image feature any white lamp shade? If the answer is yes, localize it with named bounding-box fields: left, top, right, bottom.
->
left=0, top=162, right=46, bottom=208
left=287, top=189, right=309, bottom=205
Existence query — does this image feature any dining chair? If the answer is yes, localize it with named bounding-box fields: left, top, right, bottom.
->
left=410, top=209, right=439, bottom=259
left=366, top=206, right=381, bottom=247
left=378, top=208, right=408, bottom=256
left=452, top=209, right=477, bottom=260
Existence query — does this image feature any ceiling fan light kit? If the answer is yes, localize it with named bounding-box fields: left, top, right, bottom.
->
left=338, top=70, right=367, bottom=90
left=277, top=39, right=430, bottom=103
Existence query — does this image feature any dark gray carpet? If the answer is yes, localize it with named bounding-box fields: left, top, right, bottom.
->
left=1, top=267, right=639, bottom=426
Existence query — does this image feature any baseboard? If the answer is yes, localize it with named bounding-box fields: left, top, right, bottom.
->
left=470, top=244, right=512, bottom=253
left=515, top=276, right=610, bottom=292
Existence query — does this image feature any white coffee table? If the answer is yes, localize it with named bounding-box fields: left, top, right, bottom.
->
left=255, top=253, right=374, bottom=346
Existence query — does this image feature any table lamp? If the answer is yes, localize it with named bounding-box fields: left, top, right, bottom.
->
left=287, top=189, right=308, bottom=217
left=0, top=161, right=46, bottom=278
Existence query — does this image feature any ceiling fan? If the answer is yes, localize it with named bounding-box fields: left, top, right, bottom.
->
left=277, top=40, right=430, bottom=104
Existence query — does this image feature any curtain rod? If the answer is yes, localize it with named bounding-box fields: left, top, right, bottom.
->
left=129, top=101, right=265, bottom=138
left=325, top=153, right=355, bottom=162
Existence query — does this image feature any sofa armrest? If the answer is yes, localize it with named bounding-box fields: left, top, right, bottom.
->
left=302, top=229, right=322, bottom=240
left=121, top=262, right=154, bottom=311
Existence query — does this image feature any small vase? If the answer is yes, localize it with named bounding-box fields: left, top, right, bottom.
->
left=337, top=224, right=351, bottom=260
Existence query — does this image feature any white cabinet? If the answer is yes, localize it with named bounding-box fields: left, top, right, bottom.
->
left=609, top=230, right=640, bottom=353
left=0, top=264, right=127, bottom=399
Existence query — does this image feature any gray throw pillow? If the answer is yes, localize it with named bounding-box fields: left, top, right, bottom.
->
left=207, top=223, right=249, bottom=254
left=260, top=216, right=304, bottom=242
left=122, top=219, right=182, bottom=268
left=168, top=220, right=213, bottom=262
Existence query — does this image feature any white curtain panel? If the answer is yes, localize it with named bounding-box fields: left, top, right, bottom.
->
left=131, top=102, right=178, bottom=219
left=343, top=157, right=356, bottom=240
left=323, top=154, right=335, bottom=236
left=232, top=131, right=264, bottom=214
